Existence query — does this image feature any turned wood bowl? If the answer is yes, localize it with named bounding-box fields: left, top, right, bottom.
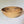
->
left=1, top=6, right=23, bottom=18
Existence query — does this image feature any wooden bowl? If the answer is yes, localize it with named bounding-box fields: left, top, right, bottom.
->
left=1, top=6, right=23, bottom=18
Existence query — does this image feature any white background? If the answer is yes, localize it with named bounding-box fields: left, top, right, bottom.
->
left=0, top=0, right=24, bottom=24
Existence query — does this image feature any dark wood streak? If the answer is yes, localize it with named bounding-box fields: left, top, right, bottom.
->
left=20, top=8, right=22, bottom=11
left=2, top=8, right=5, bottom=11
left=2, top=8, right=9, bottom=12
